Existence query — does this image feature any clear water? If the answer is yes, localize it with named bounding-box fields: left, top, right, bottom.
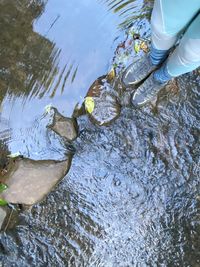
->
left=0, top=1, right=200, bottom=266
left=0, top=0, right=134, bottom=159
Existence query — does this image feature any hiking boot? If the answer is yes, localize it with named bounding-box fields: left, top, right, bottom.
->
left=131, top=72, right=167, bottom=107
left=122, top=54, right=157, bottom=87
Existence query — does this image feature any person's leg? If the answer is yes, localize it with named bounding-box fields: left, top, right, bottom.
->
left=154, top=12, right=200, bottom=83
left=132, top=13, right=200, bottom=107
left=166, top=14, right=200, bottom=77
left=122, top=0, right=199, bottom=86
left=151, top=0, right=200, bottom=51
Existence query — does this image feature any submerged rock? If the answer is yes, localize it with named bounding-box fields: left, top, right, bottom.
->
left=89, top=94, right=121, bottom=126
left=0, top=157, right=72, bottom=205
left=48, top=108, right=78, bottom=141
left=86, top=76, right=121, bottom=126
left=0, top=207, right=7, bottom=230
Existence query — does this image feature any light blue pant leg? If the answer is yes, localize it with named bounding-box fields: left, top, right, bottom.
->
left=167, top=14, right=200, bottom=77
left=151, top=0, right=200, bottom=50
left=151, top=0, right=200, bottom=79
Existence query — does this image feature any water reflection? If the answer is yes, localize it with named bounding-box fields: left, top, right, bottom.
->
left=0, top=0, right=127, bottom=157
left=0, top=0, right=80, bottom=102
left=0, top=0, right=151, bottom=105
left=0, top=0, right=50, bottom=100
left=102, top=0, right=153, bottom=28
left=0, top=0, right=200, bottom=266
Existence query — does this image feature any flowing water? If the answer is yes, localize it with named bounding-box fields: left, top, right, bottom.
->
left=0, top=0, right=200, bottom=266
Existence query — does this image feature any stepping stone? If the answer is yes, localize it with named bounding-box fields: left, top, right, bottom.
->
left=86, top=76, right=121, bottom=126
left=0, top=157, right=72, bottom=205
left=48, top=108, right=78, bottom=141
left=89, top=94, right=121, bottom=126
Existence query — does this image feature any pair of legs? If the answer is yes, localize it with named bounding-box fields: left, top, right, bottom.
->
left=123, top=0, right=200, bottom=106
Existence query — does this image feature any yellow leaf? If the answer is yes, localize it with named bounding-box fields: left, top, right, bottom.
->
left=85, top=97, right=95, bottom=114
left=140, top=41, right=148, bottom=53
left=107, top=67, right=116, bottom=81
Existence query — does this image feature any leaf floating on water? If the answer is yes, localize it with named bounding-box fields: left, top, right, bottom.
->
left=134, top=41, right=140, bottom=53
left=85, top=97, right=95, bottom=114
left=107, top=67, right=116, bottom=81
left=0, top=199, right=8, bottom=206
left=7, top=152, right=21, bottom=158
left=44, top=104, right=52, bottom=114
left=140, top=41, right=148, bottom=53
left=0, top=183, right=8, bottom=193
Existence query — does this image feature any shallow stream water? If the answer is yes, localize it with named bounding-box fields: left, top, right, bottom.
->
left=0, top=0, right=200, bottom=266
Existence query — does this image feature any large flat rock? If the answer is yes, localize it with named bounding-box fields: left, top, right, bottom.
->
left=0, top=157, right=71, bottom=205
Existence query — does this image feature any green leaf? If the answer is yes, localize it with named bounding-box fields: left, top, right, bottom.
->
left=0, top=199, right=8, bottom=206
left=134, top=42, right=140, bottom=53
left=0, top=183, right=8, bottom=193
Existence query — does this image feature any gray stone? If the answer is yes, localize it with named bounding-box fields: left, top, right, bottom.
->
left=89, top=93, right=121, bottom=126
left=86, top=76, right=121, bottom=126
left=0, top=207, right=7, bottom=230
left=0, top=157, right=72, bottom=205
left=48, top=108, right=78, bottom=141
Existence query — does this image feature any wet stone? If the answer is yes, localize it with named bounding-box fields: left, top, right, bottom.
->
left=0, top=157, right=71, bottom=205
left=48, top=108, right=78, bottom=141
left=86, top=77, right=121, bottom=126
left=90, top=94, right=121, bottom=126
left=0, top=207, right=7, bottom=230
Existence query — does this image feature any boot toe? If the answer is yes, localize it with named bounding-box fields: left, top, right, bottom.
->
left=122, top=55, right=157, bottom=87
left=122, top=65, right=137, bottom=87
left=131, top=91, right=145, bottom=107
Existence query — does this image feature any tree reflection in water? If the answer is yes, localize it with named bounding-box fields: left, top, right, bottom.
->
left=101, top=0, right=153, bottom=28
left=0, top=0, right=78, bottom=103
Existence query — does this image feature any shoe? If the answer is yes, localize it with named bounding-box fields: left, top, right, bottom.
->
left=131, top=73, right=167, bottom=107
left=122, top=54, right=157, bottom=87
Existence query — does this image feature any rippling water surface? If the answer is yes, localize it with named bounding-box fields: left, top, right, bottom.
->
left=0, top=0, right=200, bottom=266
left=1, top=0, right=137, bottom=158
